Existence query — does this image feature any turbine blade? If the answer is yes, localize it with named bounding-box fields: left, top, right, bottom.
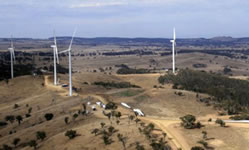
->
left=55, top=47, right=59, bottom=64
left=11, top=35, right=14, bottom=49
left=54, top=30, right=57, bottom=46
left=68, top=28, right=77, bottom=51
left=173, top=28, right=176, bottom=40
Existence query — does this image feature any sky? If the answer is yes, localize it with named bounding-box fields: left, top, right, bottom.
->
left=0, top=0, right=249, bottom=38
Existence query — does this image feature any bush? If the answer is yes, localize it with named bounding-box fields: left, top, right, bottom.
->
left=25, top=114, right=31, bottom=118
left=65, top=130, right=77, bottom=139
left=12, top=138, right=21, bottom=147
left=105, top=102, right=117, bottom=110
left=191, top=146, right=204, bottom=150
left=0, top=121, right=8, bottom=127
left=36, top=131, right=46, bottom=141
left=44, top=113, right=54, bottom=121
left=180, top=115, right=202, bottom=129
left=16, top=115, right=23, bottom=125
left=2, top=144, right=12, bottom=150
left=5, top=116, right=15, bottom=123
left=215, top=119, right=226, bottom=127
left=28, top=140, right=37, bottom=150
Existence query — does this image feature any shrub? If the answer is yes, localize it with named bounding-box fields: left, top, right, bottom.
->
left=16, top=115, right=23, bottom=125
left=13, top=104, right=19, bottom=109
left=215, top=119, right=226, bottom=127
left=28, top=140, right=37, bottom=150
left=25, top=114, right=31, bottom=118
left=5, top=115, right=15, bottom=123
left=191, top=146, right=204, bottom=150
left=64, top=117, right=69, bottom=124
left=0, top=121, right=8, bottom=127
left=105, top=102, right=117, bottom=110
left=65, top=130, right=77, bottom=139
left=180, top=115, right=202, bottom=129
left=2, top=144, right=12, bottom=150
left=36, top=131, right=46, bottom=141
left=91, top=128, right=99, bottom=136
left=12, top=138, right=21, bottom=147
left=44, top=113, right=54, bottom=121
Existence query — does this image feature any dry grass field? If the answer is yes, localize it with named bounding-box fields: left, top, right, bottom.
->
left=1, top=71, right=249, bottom=150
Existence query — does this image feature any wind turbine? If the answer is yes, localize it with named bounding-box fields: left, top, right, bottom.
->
left=59, top=29, right=77, bottom=96
left=51, top=31, right=59, bottom=85
left=8, top=36, right=15, bottom=79
left=170, top=28, right=176, bottom=74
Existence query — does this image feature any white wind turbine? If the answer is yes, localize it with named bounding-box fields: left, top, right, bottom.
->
left=51, top=31, right=59, bottom=85
left=8, top=36, right=16, bottom=79
left=170, top=28, right=176, bottom=74
left=59, top=29, right=77, bottom=96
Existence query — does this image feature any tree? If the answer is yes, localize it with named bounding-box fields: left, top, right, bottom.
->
left=117, top=133, right=127, bottom=150
left=12, top=138, right=21, bottom=147
left=100, top=122, right=105, bottom=128
left=28, top=107, right=32, bottom=114
left=64, top=117, right=69, bottom=124
left=116, top=120, right=120, bottom=125
left=44, top=113, right=54, bottom=121
left=65, top=130, right=77, bottom=139
left=197, top=140, right=208, bottom=149
left=215, top=119, right=226, bottom=127
left=180, top=115, right=201, bottom=129
left=191, top=146, right=204, bottom=150
left=135, top=118, right=141, bottom=126
left=73, top=113, right=78, bottom=120
left=28, top=140, right=37, bottom=150
left=162, top=132, right=167, bottom=141
left=36, top=131, right=46, bottom=141
left=202, top=131, right=207, bottom=140
left=128, top=115, right=134, bottom=124
left=108, top=126, right=115, bottom=134
left=91, top=128, right=99, bottom=136
left=2, top=144, right=12, bottom=150
left=102, top=134, right=112, bottom=145
left=5, top=115, right=15, bottom=124
left=135, top=142, right=145, bottom=150
left=16, top=115, right=23, bottom=125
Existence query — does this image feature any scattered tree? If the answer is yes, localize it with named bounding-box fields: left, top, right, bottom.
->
left=117, top=133, right=127, bottom=150
left=91, top=128, right=99, bottom=136
left=16, top=115, right=23, bottom=125
left=64, top=117, right=69, bottom=124
left=65, top=130, right=77, bottom=139
left=5, top=115, right=15, bottom=124
left=28, top=140, right=37, bottom=150
left=12, top=138, right=21, bottom=147
left=36, top=131, right=46, bottom=141
left=44, top=113, right=54, bottom=121
left=215, top=119, right=226, bottom=127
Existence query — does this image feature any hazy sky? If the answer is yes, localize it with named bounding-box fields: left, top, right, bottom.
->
left=0, top=0, right=249, bottom=38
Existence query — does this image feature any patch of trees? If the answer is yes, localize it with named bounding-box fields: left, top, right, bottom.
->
left=159, top=69, right=249, bottom=113
left=117, top=67, right=153, bottom=74
left=230, top=114, right=249, bottom=120
left=102, top=50, right=153, bottom=56
left=93, top=81, right=140, bottom=88
left=180, top=115, right=202, bottom=129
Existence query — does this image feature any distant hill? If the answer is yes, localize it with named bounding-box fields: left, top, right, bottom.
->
left=0, top=37, right=249, bottom=50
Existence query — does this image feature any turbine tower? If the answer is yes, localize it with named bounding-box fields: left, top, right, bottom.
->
left=8, top=36, right=15, bottom=79
left=59, top=29, right=76, bottom=96
left=170, top=28, right=176, bottom=74
left=51, top=31, right=59, bottom=85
